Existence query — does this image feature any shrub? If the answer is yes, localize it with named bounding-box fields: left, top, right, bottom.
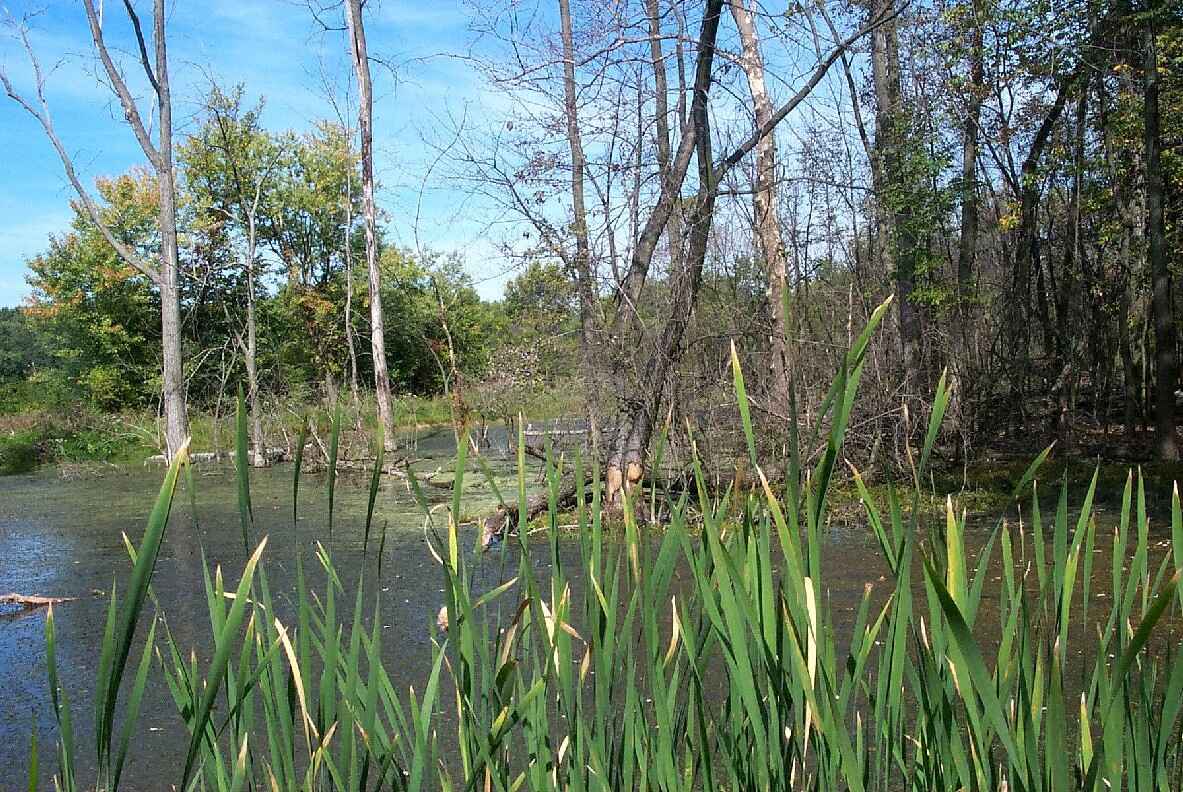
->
left=0, top=431, right=39, bottom=474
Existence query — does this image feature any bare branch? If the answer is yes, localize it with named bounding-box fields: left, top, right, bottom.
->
left=81, top=0, right=161, bottom=166
left=714, top=0, right=907, bottom=184
left=121, top=0, right=159, bottom=94
left=0, top=21, right=160, bottom=282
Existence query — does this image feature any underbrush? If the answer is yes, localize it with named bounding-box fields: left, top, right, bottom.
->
left=0, top=430, right=39, bottom=474
left=0, top=411, right=155, bottom=472
left=0, top=382, right=584, bottom=474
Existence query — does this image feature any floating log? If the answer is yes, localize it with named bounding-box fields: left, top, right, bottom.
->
left=0, top=593, right=75, bottom=610
left=480, top=477, right=581, bottom=550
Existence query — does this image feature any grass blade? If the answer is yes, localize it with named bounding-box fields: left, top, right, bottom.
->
left=235, top=384, right=253, bottom=552
left=181, top=537, right=270, bottom=789
left=293, top=413, right=309, bottom=529
left=328, top=400, right=342, bottom=536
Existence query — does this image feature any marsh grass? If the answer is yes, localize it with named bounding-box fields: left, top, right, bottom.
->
left=34, top=298, right=1183, bottom=791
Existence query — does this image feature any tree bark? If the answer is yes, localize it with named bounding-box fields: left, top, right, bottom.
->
left=245, top=214, right=265, bottom=465
left=148, top=0, right=186, bottom=461
left=731, top=0, right=791, bottom=411
left=1013, top=73, right=1077, bottom=365
left=645, top=0, right=686, bottom=276
left=558, top=0, right=603, bottom=461
left=344, top=143, right=361, bottom=409
left=870, top=0, right=921, bottom=393
left=605, top=0, right=723, bottom=507
left=956, top=0, right=983, bottom=300
left=1144, top=11, right=1177, bottom=459
left=345, top=0, right=396, bottom=450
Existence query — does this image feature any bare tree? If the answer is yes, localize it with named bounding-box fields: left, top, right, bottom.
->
left=456, top=0, right=892, bottom=518
left=730, top=0, right=791, bottom=410
left=2, top=1, right=188, bottom=458
left=602, top=1, right=894, bottom=504
left=870, top=0, right=921, bottom=394
left=344, top=0, right=396, bottom=448
left=558, top=0, right=604, bottom=459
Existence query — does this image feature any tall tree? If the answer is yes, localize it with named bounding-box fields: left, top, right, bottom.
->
left=2, top=0, right=188, bottom=457
left=731, top=0, right=792, bottom=411
left=956, top=0, right=985, bottom=301
left=344, top=0, right=396, bottom=448
left=1144, top=3, right=1177, bottom=459
left=183, top=87, right=282, bottom=465
left=602, top=1, right=886, bottom=504
left=557, top=0, right=603, bottom=459
left=870, top=0, right=922, bottom=393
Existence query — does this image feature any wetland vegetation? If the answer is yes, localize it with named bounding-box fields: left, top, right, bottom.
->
left=3, top=0, right=1183, bottom=788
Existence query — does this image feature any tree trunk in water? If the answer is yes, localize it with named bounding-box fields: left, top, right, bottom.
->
left=871, top=0, right=921, bottom=393
left=605, top=0, right=723, bottom=507
left=558, top=0, right=602, bottom=460
left=345, top=0, right=396, bottom=450
left=731, top=0, right=791, bottom=411
left=154, top=6, right=188, bottom=460
left=1144, top=15, right=1177, bottom=459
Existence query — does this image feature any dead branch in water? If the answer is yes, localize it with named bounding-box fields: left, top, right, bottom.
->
left=0, top=593, right=76, bottom=610
left=480, top=477, right=581, bottom=550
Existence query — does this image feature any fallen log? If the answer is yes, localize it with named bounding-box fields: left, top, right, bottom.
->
left=0, top=593, right=76, bottom=610
left=480, top=476, right=580, bottom=550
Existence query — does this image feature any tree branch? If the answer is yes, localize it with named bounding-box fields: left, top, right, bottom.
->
left=81, top=0, right=161, bottom=166
left=0, top=21, right=160, bottom=282
left=714, top=1, right=906, bottom=184
left=121, top=0, right=159, bottom=95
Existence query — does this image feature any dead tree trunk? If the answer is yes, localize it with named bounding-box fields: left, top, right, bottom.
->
left=596, top=0, right=890, bottom=507
left=151, top=7, right=187, bottom=460
left=731, top=0, right=791, bottom=412
left=870, top=0, right=921, bottom=394
left=1013, top=74, right=1077, bottom=362
left=344, top=140, right=361, bottom=409
left=558, top=0, right=603, bottom=461
left=1103, top=77, right=1142, bottom=440
left=345, top=0, right=397, bottom=451
left=645, top=0, right=686, bottom=278
left=604, top=0, right=725, bottom=507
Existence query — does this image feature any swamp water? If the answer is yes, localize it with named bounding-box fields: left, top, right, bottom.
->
left=0, top=426, right=536, bottom=789
left=0, top=437, right=1178, bottom=790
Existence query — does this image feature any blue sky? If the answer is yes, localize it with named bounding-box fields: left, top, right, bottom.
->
left=0, top=0, right=512, bottom=306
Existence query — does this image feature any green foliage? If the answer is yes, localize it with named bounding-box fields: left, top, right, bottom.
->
left=378, top=248, right=502, bottom=392
left=0, top=307, right=52, bottom=384
left=0, top=411, right=154, bottom=473
left=0, top=431, right=39, bottom=475
left=14, top=90, right=511, bottom=415
left=503, top=260, right=576, bottom=329
left=24, top=172, right=161, bottom=409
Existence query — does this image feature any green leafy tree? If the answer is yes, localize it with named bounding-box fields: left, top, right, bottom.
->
left=26, top=172, right=162, bottom=409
